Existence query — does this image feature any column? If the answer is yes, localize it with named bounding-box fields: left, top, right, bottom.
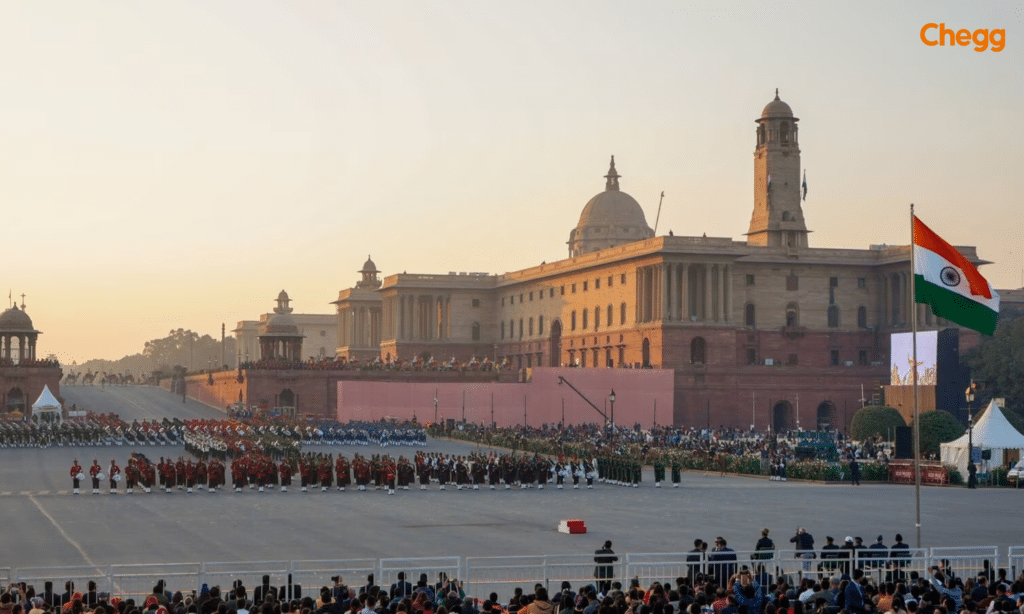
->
left=666, top=263, right=676, bottom=322
left=881, top=276, right=889, bottom=328
left=681, top=263, right=689, bottom=321
left=446, top=295, right=452, bottom=340
left=703, top=265, right=712, bottom=321
left=661, top=264, right=669, bottom=322
left=724, top=265, right=733, bottom=322
left=718, top=264, right=726, bottom=322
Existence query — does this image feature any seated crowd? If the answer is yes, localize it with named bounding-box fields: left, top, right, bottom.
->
left=5, top=561, right=1024, bottom=614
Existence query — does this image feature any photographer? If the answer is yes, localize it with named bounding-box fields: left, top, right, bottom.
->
left=790, top=528, right=815, bottom=574
left=730, top=569, right=765, bottom=614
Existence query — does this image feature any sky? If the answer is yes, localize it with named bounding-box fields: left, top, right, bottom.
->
left=0, top=1, right=1020, bottom=365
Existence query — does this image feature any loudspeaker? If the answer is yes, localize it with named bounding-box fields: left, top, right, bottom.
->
left=895, top=426, right=913, bottom=459
left=981, top=449, right=992, bottom=460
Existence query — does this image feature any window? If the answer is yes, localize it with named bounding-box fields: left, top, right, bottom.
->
left=472, top=322, right=481, bottom=341
left=786, top=275, right=799, bottom=291
left=583, top=281, right=588, bottom=291
left=595, top=278, right=600, bottom=289
left=528, top=317, right=534, bottom=336
left=472, top=298, right=480, bottom=308
left=690, top=337, right=706, bottom=364
left=572, top=284, right=577, bottom=294
left=830, top=349, right=840, bottom=366
left=859, top=350, right=869, bottom=366
left=320, top=330, right=326, bottom=337
left=509, top=319, right=514, bottom=338
left=550, top=288, right=554, bottom=298
left=746, top=348, right=757, bottom=365
left=571, top=311, right=577, bottom=331
left=620, top=302, right=627, bottom=325
left=582, top=309, right=589, bottom=330
left=621, top=274, right=626, bottom=284
left=788, top=353, right=799, bottom=366
left=746, top=274, right=755, bottom=286
left=858, top=277, right=867, bottom=289
left=560, top=286, right=565, bottom=296
left=827, top=305, right=840, bottom=328
left=538, top=315, right=544, bottom=336
left=830, top=277, right=839, bottom=288
left=745, top=303, right=756, bottom=327
left=529, top=292, right=533, bottom=301
left=608, top=276, right=613, bottom=286
left=539, top=290, right=543, bottom=301
left=607, top=304, right=613, bottom=327
left=519, top=294, right=523, bottom=303
left=501, top=321, right=505, bottom=340
left=501, top=297, right=505, bottom=307
left=786, top=303, right=799, bottom=327
left=857, top=306, right=867, bottom=328
left=594, top=306, right=600, bottom=330
left=518, top=319, right=523, bottom=339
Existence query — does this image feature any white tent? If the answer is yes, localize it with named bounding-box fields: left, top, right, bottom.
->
left=31, top=385, right=61, bottom=419
left=940, top=400, right=1024, bottom=476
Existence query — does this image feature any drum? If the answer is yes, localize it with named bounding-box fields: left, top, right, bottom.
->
left=96, top=472, right=106, bottom=481
left=113, top=473, right=122, bottom=482
left=75, top=472, right=85, bottom=480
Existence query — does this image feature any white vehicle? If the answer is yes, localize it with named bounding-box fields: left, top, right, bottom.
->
left=1008, top=460, right=1024, bottom=487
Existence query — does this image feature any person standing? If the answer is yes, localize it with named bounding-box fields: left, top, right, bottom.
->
left=850, top=458, right=861, bottom=486
left=967, top=462, right=977, bottom=489
left=89, top=459, right=102, bottom=494
left=594, top=540, right=618, bottom=594
left=790, top=527, right=815, bottom=575
left=108, top=459, right=121, bottom=494
left=70, top=459, right=83, bottom=495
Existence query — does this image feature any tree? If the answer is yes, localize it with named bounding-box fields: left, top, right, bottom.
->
left=913, top=410, right=965, bottom=458
left=850, top=406, right=906, bottom=441
left=963, top=309, right=1024, bottom=411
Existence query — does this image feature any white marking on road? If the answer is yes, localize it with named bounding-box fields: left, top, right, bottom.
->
left=29, top=494, right=99, bottom=568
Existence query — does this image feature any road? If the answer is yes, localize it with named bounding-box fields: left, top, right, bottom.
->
left=1, top=385, right=1018, bottom=582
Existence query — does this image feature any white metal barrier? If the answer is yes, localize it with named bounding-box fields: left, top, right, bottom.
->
left=1009, top=546, right=1024, bottom=580
left=110, top=563, right=202, bottom=600
left=543, top=554, right=605, bottom=593
left=201, top=560, right=291, bottom=598
left=379, top=557, right=461, bottom=592
left=289, top=559, right=377, bottom=594
left=465, top=556, right=548, bottom=602
left=15, top=565, right=110, bottom=593
left=929, top=546, right=999, bottom=580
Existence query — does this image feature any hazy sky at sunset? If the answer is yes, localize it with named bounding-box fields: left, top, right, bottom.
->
left=0, top=1, right=1020, bottom=365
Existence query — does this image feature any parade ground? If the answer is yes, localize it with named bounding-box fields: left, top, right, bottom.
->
left=2, top=385, right=1019, bottom=571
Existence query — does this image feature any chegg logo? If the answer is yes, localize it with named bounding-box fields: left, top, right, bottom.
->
left=921, top=23, right=1005, bottom=51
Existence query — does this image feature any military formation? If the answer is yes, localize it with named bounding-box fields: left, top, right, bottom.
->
left=1, top=415, right=180, bottom=448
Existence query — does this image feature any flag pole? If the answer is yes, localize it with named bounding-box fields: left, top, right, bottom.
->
left=910, top=203, right=922, bottom=549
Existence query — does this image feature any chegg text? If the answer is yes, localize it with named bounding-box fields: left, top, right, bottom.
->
left=920, top=23, right=1005, bottom=51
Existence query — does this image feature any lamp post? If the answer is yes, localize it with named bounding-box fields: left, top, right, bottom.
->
left=434, top=392, right=438, bottom=425
left=966, top=384, right=976, bottom=468
left=609, top=389, right=616, bottom=431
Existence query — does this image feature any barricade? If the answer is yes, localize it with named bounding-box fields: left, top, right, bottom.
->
left=1009, top=546, right=1024, bottom=580
left=379, top=557, right=461, bottom=592
left=625, top=552, right=705, bottom=587
left=929, top=546, right=998, bottom=580
left=201, top=560, right=291, bottom=596
left=15, top=565, right=111, bottom=593
left=289, top=559, right=378, bottom=595
left=544, top=554, right=603, bottom=593
left=0, top=568, right=10, bottom=586
left=110, top=563, right=202, bottom=601
left=465, top=556, right=548, bottom=603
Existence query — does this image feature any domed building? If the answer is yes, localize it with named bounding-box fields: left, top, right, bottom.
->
left=257, top=291, right=305, bottom=362
left=568, top=156, right=654, bottom=257
left=0, top=304, right=40, bottom=363
left=0, top=301, right=62, bottom=416
left=334, top=255, right=384, bottom=361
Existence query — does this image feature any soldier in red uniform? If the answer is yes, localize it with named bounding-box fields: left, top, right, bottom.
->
left=232, top=457, right=246, bottom=492
left=299, top=456, right=310, bottom=492
left=108, top=459, right=121, bottom=494
left=185, top=459, right=197, bottom=493
left=125, top=458, right=138, bottom=494
left=89, top=459, right=102, bottom=494
left=384, top=455, right=397, bottom=495
left=70, top=458, right=83, bottom=495
left=163, top=459, right=176, bottom=493
left=335, top=455, right=347, bottom=491
left=175, top=457, right=186, bottom=490
left=195, top=458, right=207, bottom=491
left=279, top=458, right=292, bottom=492
left=207, top=458, right=222, bottom=493
left=143, top=458, right=156, bottom=493
left=318, top=455, right=333, bottom=492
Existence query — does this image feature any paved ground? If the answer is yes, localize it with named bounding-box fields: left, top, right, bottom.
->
left=2, top=385, right=1019, bottom=575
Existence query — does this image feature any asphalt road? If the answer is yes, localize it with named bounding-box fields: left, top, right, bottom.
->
left=2, top=385, right=1019, bottom=579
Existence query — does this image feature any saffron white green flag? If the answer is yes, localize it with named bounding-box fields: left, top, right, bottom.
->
left=913, top=215, right=999, bottom=335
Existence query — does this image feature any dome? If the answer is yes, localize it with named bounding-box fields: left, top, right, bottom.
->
left=569, top=156, right=654, bottom=256
left=261, top=312, right=300, bottom=336
left=360, top=255, right=378, bottom=273
left=277, top=289, right=289, bottom=302
left=0, top=305, right=36, bottom=332
left=761, top=89, right=793, bottom=118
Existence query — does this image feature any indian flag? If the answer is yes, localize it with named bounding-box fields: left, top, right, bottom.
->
left=913, top=215, right=999, bottom=335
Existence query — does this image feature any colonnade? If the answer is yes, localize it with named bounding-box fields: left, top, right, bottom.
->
left=339, top=305, right=382, bottom=349
left=635, top=262, right=733, bottom=324
left=0, top=333, right=38, bottom=362
left=383, top=294, right=453, bottom=342
left=882, top=271, right=944, bottom=327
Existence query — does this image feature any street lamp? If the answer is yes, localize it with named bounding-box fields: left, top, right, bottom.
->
left=609, top=389, right=616, bottom=431
left=434, top=394, right=439, bottom=425
left=966, top=383, right=976, bottom=468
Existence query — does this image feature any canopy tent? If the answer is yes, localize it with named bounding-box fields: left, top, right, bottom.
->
left=31, top=385, right=61, bottom=418
left=940, top=400, right=1024, bottom=476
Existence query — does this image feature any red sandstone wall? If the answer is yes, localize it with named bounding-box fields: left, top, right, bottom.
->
left=337, top=367, right=674, bottom=428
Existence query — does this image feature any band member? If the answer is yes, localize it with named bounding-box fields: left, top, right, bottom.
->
left=318, top=455, right=333, bottom=492
left=571, top=462, right=582, bottom=490
left=108, top=459, right=121, bottom=494
left=299, top=456, right=310, bottom=492
left=89, top=459, right=102, bottom=494
left=163, top=459, right=176, bottom=493
left=488, top=456, right=501, bottom=490
left=195, top=458, right=207, bottom=491
left=417, top=455, right=430, bottom=490
left=125, top=459, right=138, bottom=494
left=70, top=458, right=83, bottom=495
left=185, top=459, right=197, bottom=493
left=207, top=458, right=222, bottom=493
left=279, top=459, right=292, bottom=493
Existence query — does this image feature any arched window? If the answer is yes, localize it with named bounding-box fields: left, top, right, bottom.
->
left=757, top=125, right=765, bottom=146
left=528, top=317, right=534, bottom=336
left=472, top=322, right=481, bottom=341
left=786, top=302, right=799, bottom=327
left=745, top=303, right=756, bottom=327
left=827, top=305, right=840, bottom=328
left=582, top=308, right=589, bottom=330
left=571, top=311, right=577, bottom=331
left=607, top=304, right=613, bottom=327
left=594, top=306, right=600, bottom=330
left=780, top=121, right=789, bottom=144
left=690, top=337, right=706, bottom=364
left=501, top=321, right=505, bottom=340
left=538, top=315, right=544, bottom=336
left=857, top=306, right=867, bottom=329
left=620, top=302, right=627, bottom=325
